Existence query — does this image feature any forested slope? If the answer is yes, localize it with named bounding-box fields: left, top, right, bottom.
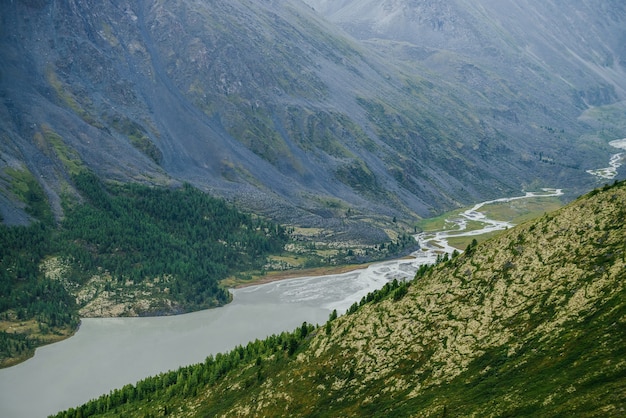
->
left=54, top=180, right=626, bottom=417
left=0, top=171, right=288, bottom=367
left=60, top=171, right=287, bottom=314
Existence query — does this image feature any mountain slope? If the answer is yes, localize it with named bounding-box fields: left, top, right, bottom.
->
left=56, top=180, right=626, bottom=417
left=305, top=0, right=626, bottom=133
left=305, top=0, right=626, bottom=100
left=1, top=0, right=624, bottom=234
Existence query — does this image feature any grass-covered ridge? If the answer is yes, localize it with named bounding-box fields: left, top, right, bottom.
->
left=53, top=180, right=626, bottom=417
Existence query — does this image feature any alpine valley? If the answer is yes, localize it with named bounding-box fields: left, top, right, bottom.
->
left=1, top=0, right=626, bottom=416
left=55, top=178, right=626, bottom=418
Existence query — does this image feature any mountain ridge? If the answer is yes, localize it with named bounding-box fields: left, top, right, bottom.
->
left=2, top=0, right=624, bottom=235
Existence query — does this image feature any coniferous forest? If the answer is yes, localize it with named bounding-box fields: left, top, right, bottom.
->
left=62, top=171, right=288, bottom=309
left=0, top=171, right=288, bottom=366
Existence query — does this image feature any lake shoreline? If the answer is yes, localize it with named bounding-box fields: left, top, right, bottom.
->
left=0, top=186, right=577, bottom=418
left=225, top=263, right=375, bottom=289
left=0, top=263, right=378, bottom=369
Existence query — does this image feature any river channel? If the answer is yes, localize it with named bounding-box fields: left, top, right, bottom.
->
left=0, top=186, right=568, bottom=417
left=2, top=136, right=623, bottom=417
left=586, top=138, right=626, bottom=179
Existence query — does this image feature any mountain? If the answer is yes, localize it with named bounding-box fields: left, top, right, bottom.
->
left=54, top=179, right=626, bottom=417
left=304, top=0, right=626, bottom=103
left=1, top=0, right=625, bottom=237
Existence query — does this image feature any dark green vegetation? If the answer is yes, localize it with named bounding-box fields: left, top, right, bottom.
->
left=0, top=222, right=78, bottom=367
left=61, top=171, right=286, bottom=310
left=0, top=171, right=288, bottom=367
left=0, top=160, right=418, bottom=367
left=54, top=181, right=626, bottom=417
left=0, top=165, right=77, bottom=366
left=4, top=167, right=54, bottom=225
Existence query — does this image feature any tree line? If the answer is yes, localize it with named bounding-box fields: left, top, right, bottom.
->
left=52, top=321, right=317, bottom=418
left=0, top=220, right=80, bottom=366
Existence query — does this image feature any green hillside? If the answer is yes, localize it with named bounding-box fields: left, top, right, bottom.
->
left=54, top=180, right=626, bottom=417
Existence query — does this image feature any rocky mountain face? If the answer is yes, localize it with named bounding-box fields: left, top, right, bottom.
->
left=1, top=0, right=625, bottom=237
left=56, top=180, right=626, bottom=417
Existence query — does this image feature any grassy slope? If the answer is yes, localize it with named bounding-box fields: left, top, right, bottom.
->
left=55, top=181, right=626, bottom=417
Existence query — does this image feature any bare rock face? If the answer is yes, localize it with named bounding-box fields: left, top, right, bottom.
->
left=1, top=0, right=625, bottom=233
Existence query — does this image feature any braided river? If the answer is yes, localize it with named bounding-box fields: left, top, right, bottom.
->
left=0, top=140, right=623, bottom=417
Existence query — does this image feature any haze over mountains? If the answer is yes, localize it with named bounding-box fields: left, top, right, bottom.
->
left=1, top=0, right=625, bottom=235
